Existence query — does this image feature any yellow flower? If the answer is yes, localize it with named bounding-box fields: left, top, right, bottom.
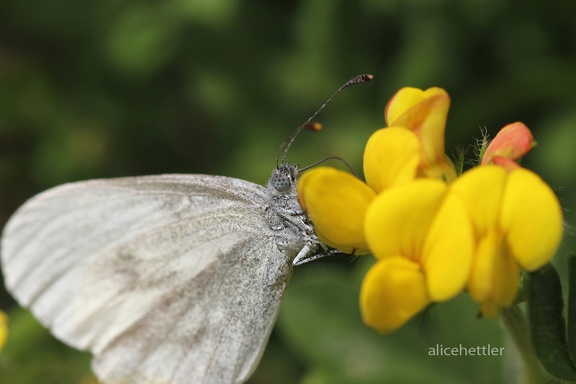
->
left=385, top=87, right=457, bottom=181
left=360, top=179, right=474, bottom=333
left=0, top=310, right=7, bottom=352
left=298, top=127, right=421, bottom=254
left=298, top=84, right=562, bottom=333
left=450, top=165, right=563, bottom=316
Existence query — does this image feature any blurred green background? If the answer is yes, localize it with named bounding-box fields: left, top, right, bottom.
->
left=1, top=0, right=575, bottom=383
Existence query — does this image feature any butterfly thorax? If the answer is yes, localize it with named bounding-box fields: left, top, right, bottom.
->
left=264, top=163, right=324, bottom=265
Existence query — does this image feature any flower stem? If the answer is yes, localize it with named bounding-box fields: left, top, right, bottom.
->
left=502, top=305, right=543, bottom=384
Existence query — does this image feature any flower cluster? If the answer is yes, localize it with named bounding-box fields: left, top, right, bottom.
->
left=297, top=87, right=563, bottom=333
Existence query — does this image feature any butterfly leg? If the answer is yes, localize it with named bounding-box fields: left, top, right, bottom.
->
left=292, top=247, right=344, bottom=266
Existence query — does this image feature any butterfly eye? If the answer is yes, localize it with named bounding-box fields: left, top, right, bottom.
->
left=271, top=172, right=291, bottom=191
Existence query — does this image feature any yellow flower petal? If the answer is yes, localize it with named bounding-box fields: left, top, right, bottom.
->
left=360, top=257, right=430, bottom=333
left=298, top=167, right=375, bottom=254
left=450, top=166, right=507, bottom=236
left=385, top=87, right=447, bottom=126
left=423, top=155, right=457, bottom=182
left=422, top=192, right=474, bottom=301
left=467, top=228, right=519, bottom=317
left=364, top=179, right=447, bottom=261
left=363, top=127, right=421, bottom=192
left=0, top=311, right=7, bottom=352
left=500, top=168, right=563, bottom=271
left=385, top=87, right=456, bottom=181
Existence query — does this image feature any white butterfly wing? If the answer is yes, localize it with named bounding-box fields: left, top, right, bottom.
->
left=1, top=174, right=300, bottom=384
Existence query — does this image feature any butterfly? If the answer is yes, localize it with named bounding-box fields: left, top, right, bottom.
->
left=0, top=74, right=372, bottom=384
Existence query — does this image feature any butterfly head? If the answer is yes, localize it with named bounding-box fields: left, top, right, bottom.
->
left=269, top=163, right=299, bottom=193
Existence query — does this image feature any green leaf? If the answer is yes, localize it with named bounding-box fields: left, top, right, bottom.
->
left=528, top=263, right=576, bottom=382
left=568, top=256, right=576, bottom=364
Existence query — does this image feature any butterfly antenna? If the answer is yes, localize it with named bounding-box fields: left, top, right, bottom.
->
left=276, top=74, right=373, bottom=168
left=300, top=155, right=360, bottom=178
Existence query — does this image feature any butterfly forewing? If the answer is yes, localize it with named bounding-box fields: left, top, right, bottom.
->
left=1, top=174, right=304, bottom=384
